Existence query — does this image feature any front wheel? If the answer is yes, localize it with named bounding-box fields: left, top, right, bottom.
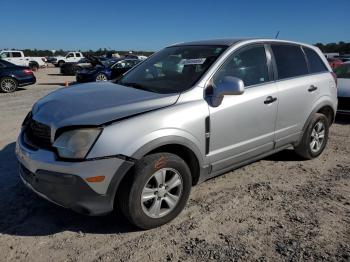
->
left=294, top=113, right=329, bottom=159
left=118, top=153, right=192, bottom=229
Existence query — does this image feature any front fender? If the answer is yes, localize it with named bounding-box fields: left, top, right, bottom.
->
left=89, top=128, right=206, bottom=167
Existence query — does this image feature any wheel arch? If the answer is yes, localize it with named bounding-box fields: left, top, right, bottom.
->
left=298, top=98, right=336, bottom=145
left=131, top=136, right=206, bottom=186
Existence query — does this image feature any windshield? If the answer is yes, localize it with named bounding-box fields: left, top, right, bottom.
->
left=118, top=45, right=227, bottom=94
left=334, top=64, right=350, bottom=79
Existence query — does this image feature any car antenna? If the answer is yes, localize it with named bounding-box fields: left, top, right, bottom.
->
left=275, top=31, right=280, bottom=39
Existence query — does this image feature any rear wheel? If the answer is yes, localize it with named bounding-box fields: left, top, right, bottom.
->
left=118, top=153, right=192, bottom=229
left=0, top=77, right=18, bottom=93
left=294, top=113, right=329, bottom=159
left=95, top=73, right=108, bottom=82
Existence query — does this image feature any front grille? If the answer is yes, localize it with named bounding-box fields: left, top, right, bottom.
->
left=24, top=116, right=52, bottom=149
left=338, top=97, right=350, bottom=111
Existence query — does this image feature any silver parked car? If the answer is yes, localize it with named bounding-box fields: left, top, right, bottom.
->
left=16, top=39, right=337, bottom=229
left=334, top=62, right=350, bottom=114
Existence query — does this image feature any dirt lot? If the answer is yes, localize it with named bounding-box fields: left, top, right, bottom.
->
left=0, top=67, right=349, bottom=261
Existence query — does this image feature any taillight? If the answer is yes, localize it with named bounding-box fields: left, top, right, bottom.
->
left=23, top=69, right=33, bottom=75
left=331, top=72, right=337, bottom=87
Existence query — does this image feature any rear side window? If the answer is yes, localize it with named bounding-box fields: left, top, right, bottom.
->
left=213, top=45, right=269, bottom=88
left=271, top=44, right=308, bottom=79
left=11, top=52, right=22, bottom=58
left=303, top=47, right=328, bottom=73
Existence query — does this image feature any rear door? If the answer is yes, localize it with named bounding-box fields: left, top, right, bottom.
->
left=208, top=44, right=278, bottom=172
left=270, top=44, right=324, bottom=147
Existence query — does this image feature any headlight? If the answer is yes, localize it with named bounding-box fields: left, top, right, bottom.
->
left=53, top=128, right=101, bottom=159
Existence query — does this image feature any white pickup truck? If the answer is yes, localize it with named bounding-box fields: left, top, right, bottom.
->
left=0, top=50, right=46, bottom=71
left=52, top=52, right=84, bottom=67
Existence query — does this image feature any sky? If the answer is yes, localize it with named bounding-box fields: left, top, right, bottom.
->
left=1, top=0, right=349, bottom=51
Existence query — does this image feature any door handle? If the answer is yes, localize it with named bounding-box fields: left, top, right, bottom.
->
left=308, top=85, right=318, bottom=92
left=264, top=96, right=277, bottom=104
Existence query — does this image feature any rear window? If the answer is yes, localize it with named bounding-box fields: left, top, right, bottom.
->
left=271, top=44, right=308, bottom=79
left=334, top=64, right=350, bottom=79
left=303, top=47, right=328, bottom=73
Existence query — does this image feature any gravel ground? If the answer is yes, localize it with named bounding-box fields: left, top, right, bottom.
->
left=0, top=67, right=349, bottom=262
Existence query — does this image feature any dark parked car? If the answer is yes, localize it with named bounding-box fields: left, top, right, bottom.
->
left=60, top=58, right=91, bottom=75
left=60, top=56, right=111, bottom=75
left=76, top=58, right=140, bottom=83
left=0, top=59, right=36, bottom=93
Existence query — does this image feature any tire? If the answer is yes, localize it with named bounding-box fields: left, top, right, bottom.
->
left=294, top=113, right=329, bottom=159
left=95, top=73, right=108, bottom=82
left=118, top=153, right=192, bottom=229
left=0, top=77, right=18, bottom=93
left=58, top=60, right=65, bottom=67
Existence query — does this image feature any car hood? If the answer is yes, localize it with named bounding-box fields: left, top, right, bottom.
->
left=338, top=78, right=350, bottom=97
left=31, top=82, right=179, bottom=129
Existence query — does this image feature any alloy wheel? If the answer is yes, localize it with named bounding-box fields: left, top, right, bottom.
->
left=1, top=78, right=17, bottom=93
left=96, top=74, right=107, bottom=81
left=310, top=120, right=325, bottom=153
left=141, top=168, right=183, bottom=218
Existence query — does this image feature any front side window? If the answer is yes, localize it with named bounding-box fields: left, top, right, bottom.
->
left=334, top=64, right=350, bottom=79
left=118, top=45, right=227, bottom=94
left=271, top=44, right=308, bottom=79
left=76, top=53, right=81, bottom=57
left=213, top=45, right=269, bottom=88
left=66, top=53, right=74, bottom=58
left=303, top=47, right=328, bottom=73
left=0, top=52, right=11, bottom=58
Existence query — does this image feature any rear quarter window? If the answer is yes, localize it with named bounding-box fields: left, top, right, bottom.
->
left=271, top=44, right=308, bottom=79
left=303, top=47, right=328, bottom=73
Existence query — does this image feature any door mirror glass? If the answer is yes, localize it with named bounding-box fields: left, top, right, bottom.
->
left=210, top=76, right=244, bottom=107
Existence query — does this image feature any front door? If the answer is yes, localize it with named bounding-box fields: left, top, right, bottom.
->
left=207, top=44, right=278, bottom=173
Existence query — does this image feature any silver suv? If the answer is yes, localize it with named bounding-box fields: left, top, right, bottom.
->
left=16, top=39, right=337, bottom=229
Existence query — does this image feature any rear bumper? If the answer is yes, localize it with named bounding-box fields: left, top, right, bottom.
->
left=16, top=132, right=134, bottom=215
left=76, top=74, right=95, bottom=83
left=18, top=75, right=36, bottom=87
left=60, top=67, right=74, bottom=75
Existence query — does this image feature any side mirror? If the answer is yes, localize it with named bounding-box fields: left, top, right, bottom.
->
left=210, top=76, right=244, bottom=107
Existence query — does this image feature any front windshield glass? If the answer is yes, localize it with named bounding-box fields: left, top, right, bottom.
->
left=118, top=45, right=227, bottom=93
